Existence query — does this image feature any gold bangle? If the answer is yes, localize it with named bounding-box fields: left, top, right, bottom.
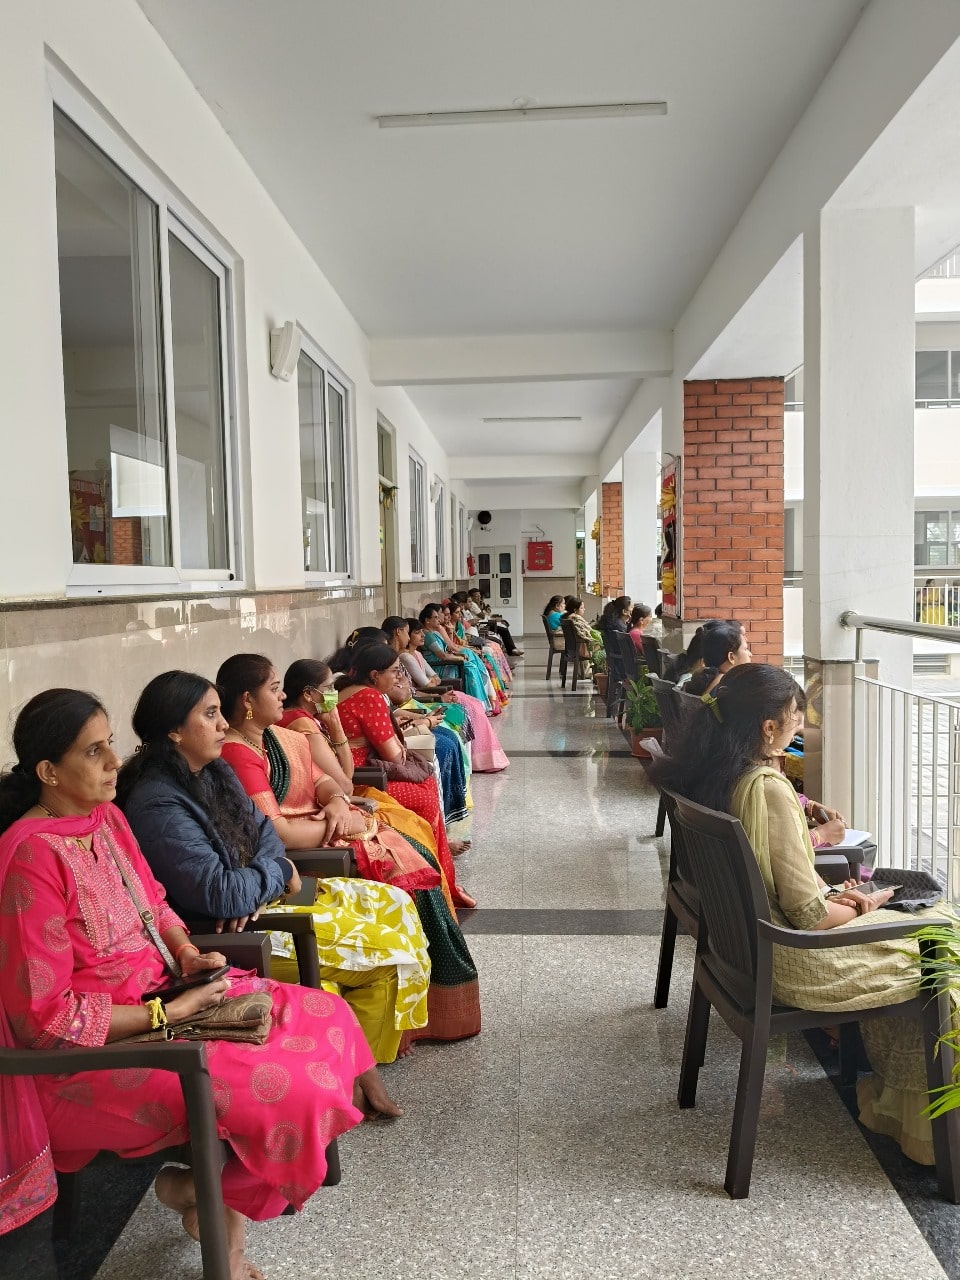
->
left=328, top=738, right=349, bottom=748
left=145, top=997, right=168, bottom=1030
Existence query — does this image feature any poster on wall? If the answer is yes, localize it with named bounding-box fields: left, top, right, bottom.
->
left=69, top=476, right=107, bottom=564
left=660, top=460, right=679, bottom=618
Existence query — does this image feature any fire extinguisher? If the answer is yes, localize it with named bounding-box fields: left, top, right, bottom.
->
left=466, top=554, right=476, bottom=576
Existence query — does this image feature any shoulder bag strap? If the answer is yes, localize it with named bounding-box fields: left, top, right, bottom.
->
left=107, top=844, right=181, bottom=977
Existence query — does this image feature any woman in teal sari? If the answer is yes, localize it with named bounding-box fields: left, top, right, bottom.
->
left=419, top=603, right=497, bottom=712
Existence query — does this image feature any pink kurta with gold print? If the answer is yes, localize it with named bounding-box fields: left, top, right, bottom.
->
left=0, top=805, right=371, bottom=1220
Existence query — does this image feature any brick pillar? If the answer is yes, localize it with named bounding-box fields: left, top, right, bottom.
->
left=600, top=481, right=623, bottom=596
left=681, top=378, right=784, bottom=664
left=110, top=517, right=143, bottom=565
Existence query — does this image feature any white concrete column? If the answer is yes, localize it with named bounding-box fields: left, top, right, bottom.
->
left=621, top=447, right=660, bottom=608
left=802, top=207, right=915, bottom=817
left=583, top=489, right=598, bottom=595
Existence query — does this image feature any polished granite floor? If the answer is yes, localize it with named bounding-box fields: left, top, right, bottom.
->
left=4, top=642, right=957, bottom=1279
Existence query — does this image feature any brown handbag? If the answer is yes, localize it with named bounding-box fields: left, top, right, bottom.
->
left=127, top=990, right=273, bottom=1044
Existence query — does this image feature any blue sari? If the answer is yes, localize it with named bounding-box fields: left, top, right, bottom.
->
left=422, top=629, right=492, bottom=709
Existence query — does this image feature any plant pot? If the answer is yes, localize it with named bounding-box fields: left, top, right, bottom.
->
left=594, top=673, right=608, bottom=700
left=631, top=726, right=663, bottom=758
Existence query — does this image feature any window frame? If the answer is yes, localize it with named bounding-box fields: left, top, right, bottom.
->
left=433, top=478, right=447, bottom=578
left=409, top=451, right=427, bottom=578
left=51, top=72, right=242, bottom=596
left=296, top=334, right=356, bottom=584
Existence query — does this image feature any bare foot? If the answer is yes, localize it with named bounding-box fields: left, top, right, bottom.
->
left=449, top=839, right=471, bottom=856
left=157, top=1168, right=265, bottom=1280
left=397, top=1040, right=415, bottom=1059
left=354, top=1066, right=403, bottom=1118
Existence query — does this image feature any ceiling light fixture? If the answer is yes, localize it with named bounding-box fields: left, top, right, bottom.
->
left=377, top=101, right=667, bottom=129
left=482, top=415, right=583, bottom=424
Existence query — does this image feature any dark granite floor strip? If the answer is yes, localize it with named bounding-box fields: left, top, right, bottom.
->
left=458, top=908, right=663, bottom=935
left=506, top=748, right=635, bottom=758
left=507, top=691, right=594, bottom=698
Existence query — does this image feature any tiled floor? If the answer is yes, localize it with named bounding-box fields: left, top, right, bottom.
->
left=5, top=641, right=956, bottom=1279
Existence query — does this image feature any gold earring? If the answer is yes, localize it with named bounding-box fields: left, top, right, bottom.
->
left=49, top=777, right=58, bottom=786
left=171, top=734, right=181, bottom=744
left=245, top=708, right=253, bottom=721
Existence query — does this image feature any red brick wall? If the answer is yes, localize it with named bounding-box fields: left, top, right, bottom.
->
left=681, top=378, right=784, bottom=665
left=110, top=518, right=144, bottom=566
left=600, top=482, right=623, bottom=596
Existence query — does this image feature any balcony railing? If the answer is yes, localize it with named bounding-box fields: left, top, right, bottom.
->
left=843, top=610, right=960, bottom=901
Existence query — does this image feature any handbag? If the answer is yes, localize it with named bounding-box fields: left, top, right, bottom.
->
left=869, top=866, right=944, bottom=912
left=126, top=990, right=273, bottom=1044
left=381, top=751, right=433, bottom=783
left=108, top=843, right=274, bottom=1043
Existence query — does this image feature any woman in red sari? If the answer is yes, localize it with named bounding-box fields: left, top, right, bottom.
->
left=0, top=689, right=398, bottom=1274
left=334, top=643, right=477, bottom=910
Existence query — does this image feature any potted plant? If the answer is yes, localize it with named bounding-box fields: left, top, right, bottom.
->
left=623, top=671, right=663, bottom=758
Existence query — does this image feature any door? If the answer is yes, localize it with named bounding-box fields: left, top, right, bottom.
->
left=475, top=545, right=517, bottom=610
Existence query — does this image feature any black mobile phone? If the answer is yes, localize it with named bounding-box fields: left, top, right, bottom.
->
left=142, top=964, right=229, bottom=1004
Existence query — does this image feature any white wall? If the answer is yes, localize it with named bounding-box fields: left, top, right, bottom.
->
left=0, top=0, right=456, bottom=598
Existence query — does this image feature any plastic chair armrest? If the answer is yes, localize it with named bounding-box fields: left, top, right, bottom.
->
left=285, top=848, right=358, bottom=877
left=0, top=1038, right=210, bottom=1077
left=758, top=916, right=952, bottom=949
left=812, top=852, right=853, bottom=885
left=190, top=932, right=271, bottom=975
left=354, top=764, right=387, bottom=787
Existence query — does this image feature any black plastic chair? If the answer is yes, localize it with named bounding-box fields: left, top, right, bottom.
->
left=601, top=629, right=627, bottom=718
left=558, top=618, right=584, bottom=691
left=641, top=633, right=665, bottom=676
left=542, top=615, right=562, bottom=679
left=616, top=630, right=642, bottom=685
left=666, top=789, right=960, bottom=1201
left=46, top=932, right=271, bottom=1278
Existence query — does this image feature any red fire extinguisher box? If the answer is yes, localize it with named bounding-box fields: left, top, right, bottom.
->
left=526, top=540, right=553, bottom=572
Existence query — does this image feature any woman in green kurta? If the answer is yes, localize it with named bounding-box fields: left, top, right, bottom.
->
left=653, top=662, right=954, bottom=1165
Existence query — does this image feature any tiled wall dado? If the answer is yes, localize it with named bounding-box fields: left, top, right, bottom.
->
left=0, top=586, right=385, bottom=758
left=397, top=580, right=465, bottom=617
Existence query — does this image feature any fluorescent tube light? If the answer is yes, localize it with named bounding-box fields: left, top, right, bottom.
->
left=482, top=415, right=583, bottom=424
left=377, top=102, right=667, bottom=129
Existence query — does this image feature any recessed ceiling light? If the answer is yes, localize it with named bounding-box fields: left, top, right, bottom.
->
left=377, top=102, right=667, bottom=129
left=482, top=415, right=583, bottom=424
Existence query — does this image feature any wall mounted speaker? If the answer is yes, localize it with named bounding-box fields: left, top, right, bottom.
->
left=477, top=509, right=492, bottom=529
left=270, top=321, right=302, bottom=381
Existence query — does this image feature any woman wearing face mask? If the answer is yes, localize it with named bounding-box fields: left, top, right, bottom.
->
left=217, top=655, right=481, bottom=1042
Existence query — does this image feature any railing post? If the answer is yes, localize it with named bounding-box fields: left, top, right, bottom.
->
left=851, top=661, right=869, bottom=833
left=950, top=702, right=960, bottom=901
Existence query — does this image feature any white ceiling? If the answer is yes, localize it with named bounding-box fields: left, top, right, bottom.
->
left=137, top=0, right=867, bottom=484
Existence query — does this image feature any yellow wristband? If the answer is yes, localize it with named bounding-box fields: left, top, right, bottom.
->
left=146, top=997, right=168, bottom=1030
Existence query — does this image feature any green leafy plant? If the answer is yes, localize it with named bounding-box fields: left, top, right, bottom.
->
left=623, top=670, right=662, bottom=733
left=908, top=923, right=960, bottom=1118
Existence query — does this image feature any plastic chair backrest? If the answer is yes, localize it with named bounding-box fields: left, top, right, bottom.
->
left=559, top=618, right=581, bottom=660
left=617, top=630, right=641, bottom=682
left=648, top=675, right=684, bottom=753
left=641, top=633, right=664, bottom=676
left=665, top=791, right=772, bottom=1002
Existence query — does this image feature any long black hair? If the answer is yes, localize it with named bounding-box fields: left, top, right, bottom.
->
left=600, top=596, right=631, bottom=628
left=700, top=620, right=745, bottom=667
left=283, top=659, right=330, bottom=706
left=115, top=670, right=261, bottom=865
left=215, top=654, right=274, bottom=722
left=663, top=625, right=708, bottom=684
left=542, top=595, right=564, bottom=617
left=334, top=641, right=399, bottom=692
left=0, top=689, right=106, bottom=832
left=649, top=663, right=804, bottom=813
left=327, top=628, right=388, bottom=674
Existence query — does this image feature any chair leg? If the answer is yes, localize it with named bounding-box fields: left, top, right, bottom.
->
left=655, top=794, right=666, bottom=838
left=559, top=654, right=567, bottom=689
left=838, top=1022, right=860, bottom=1086
left=653, top=904, right=678, bottom=1009
left=322, top=1138, right=341, bottom=1187
left=545, top=648, right=553, bottom=680
left=571, top=658, right=578, bottom=691
left=181, top=1064, right=232, bottom=1280
left=724, top=1024, right=768, bottom=1199
left=677, top=967, right=711, bottom=1108
left=52, top=1171, right=79, bottom=1241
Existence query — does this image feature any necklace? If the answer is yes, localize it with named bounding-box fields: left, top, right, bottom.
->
left=37, top=801, right=93, bottom=849
left=228, top=726, right=265, bottom=757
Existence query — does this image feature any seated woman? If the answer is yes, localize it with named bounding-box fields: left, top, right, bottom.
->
left=598, top=595, right=632, bottom=636
left=685, top=620, right=751, bottom=696
left=217, top=655, right=481, bottom=1041
left=420, top=603, right=498, bottom=713
left=543, top=595, right=565, bottom=634
left=467, top=587, right=522, bottom=656
left=117, top=671, right=431, bottom=1065
left=628, top=603, right=652, bottom=652
left=0, top=688, right=397, bottom=1278
left=279, top=657, right=439, bottom=856
left=448, top=600, right=512, bottom=695
left=559, top=598, right=605, bottom=677
left=651, top=662, right=951, bottom=1166
left=333, top=642, right=477, bottom=910
left=393, top=617, right=508, bottom=773
left=663, top=625, right=707, bottom=688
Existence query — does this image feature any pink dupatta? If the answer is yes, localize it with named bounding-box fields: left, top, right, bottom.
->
left=0, top=806, right=109, bottom=1234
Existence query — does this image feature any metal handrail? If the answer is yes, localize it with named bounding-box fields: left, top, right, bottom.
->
left=840, top=610, right=960, bottom=646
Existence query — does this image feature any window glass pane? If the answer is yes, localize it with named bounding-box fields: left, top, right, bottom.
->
left=297, top=355, right=329, bottom=572
left=499, top=551, right=512, bottom=573
left=409, top=455, right=423, bottom=574
left=168, top=235, right=228, bottom=569
left=377, top=423, right=392, bottom=481
left=916, top=351, right=949, bottom=401
left=55, top=112, right=170, bottom=566
left=927, top=516, right=948, bottom=542
left=952, top=353, right=960, bottom=402
left=929, top=544, right=948, bottom=566
left=327, top=380, right=348, bottom=574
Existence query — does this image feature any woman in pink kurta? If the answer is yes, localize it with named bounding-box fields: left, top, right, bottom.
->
left=0, top=689, right=399, bottom=1270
